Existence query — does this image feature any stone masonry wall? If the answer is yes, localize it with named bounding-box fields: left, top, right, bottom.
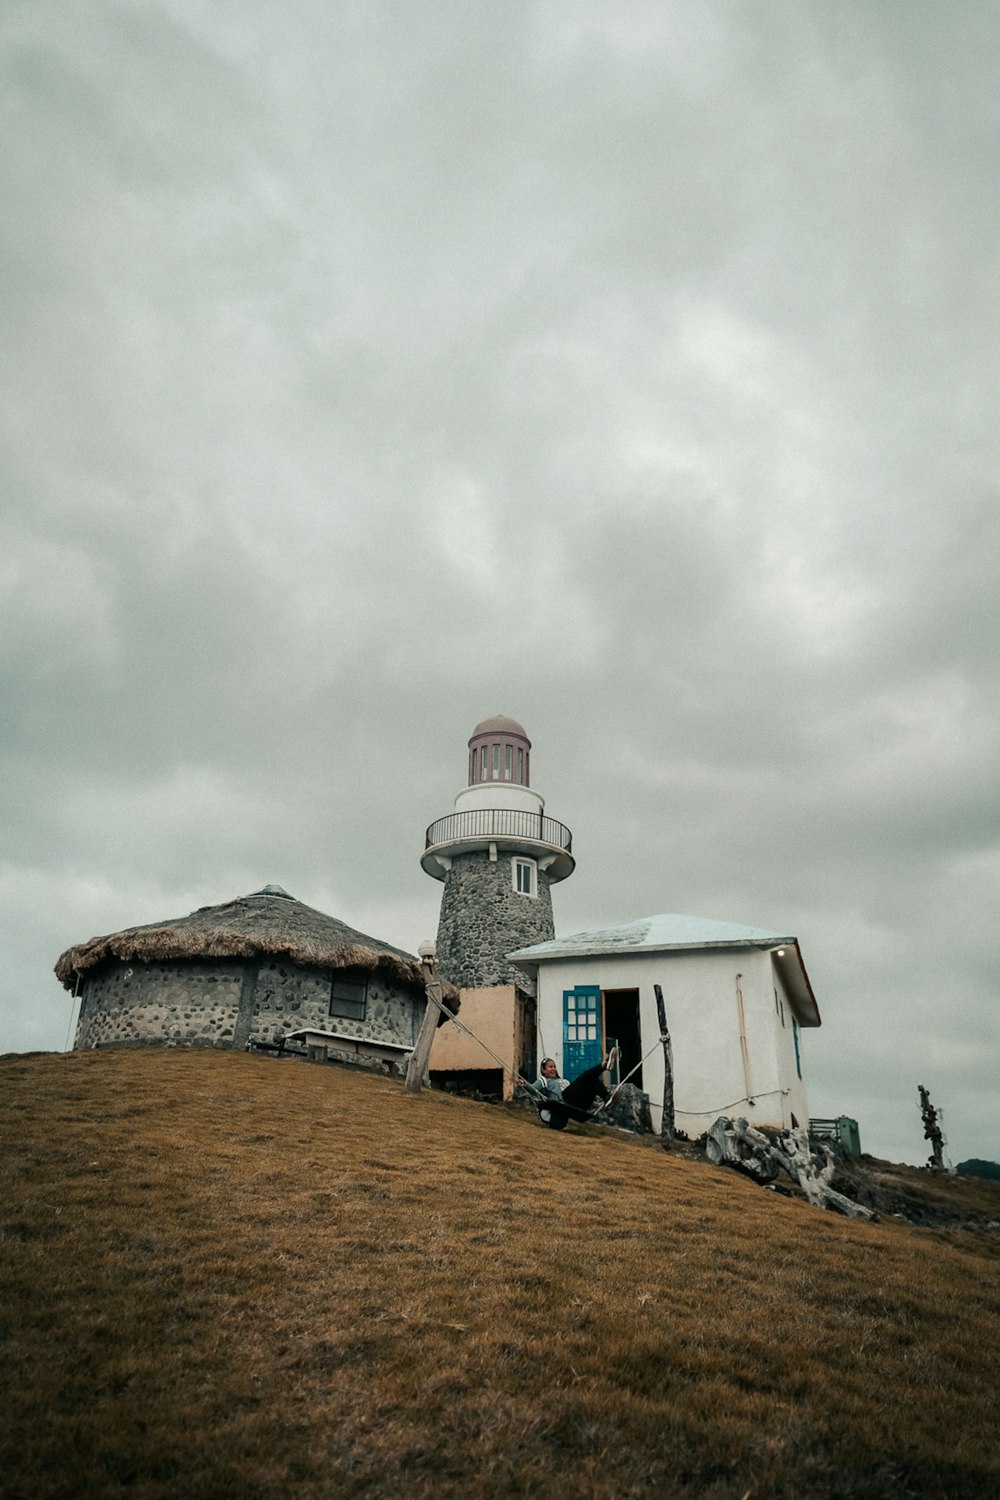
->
left=435, top=850, right=555, bottom=992
left=74, top=956, right=423, bottom=1054
left=75, top=959, right=244, bottom=1049
left=249, top=958, right=421, bottom=1051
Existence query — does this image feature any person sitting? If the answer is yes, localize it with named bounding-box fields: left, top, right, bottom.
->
left=535, top=1057, right=567, bottom=1100
left=535, top=1050, right=617, bottom=1129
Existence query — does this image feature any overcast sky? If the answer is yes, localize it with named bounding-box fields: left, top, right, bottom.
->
left=3, top=1, right=997, bottom=1167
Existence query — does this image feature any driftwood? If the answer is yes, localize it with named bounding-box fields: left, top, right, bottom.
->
left=705, top=1116, right=877, bottom=1220
left=918, top=1083, right=947, bottom=1170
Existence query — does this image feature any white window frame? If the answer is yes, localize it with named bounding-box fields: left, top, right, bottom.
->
left=512, top=856, right=537, bottom=897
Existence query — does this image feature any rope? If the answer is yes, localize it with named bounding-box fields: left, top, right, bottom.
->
left=63, top=973, right=82, bottom=1052
left=423, top=989, right=550, bottom=1103
left=589, top=1036, right=663, bottom=1116
left=428, top=988, right=664, bottom=1120
left=426, top=990, right=626, bottom=1114
left=426, top=987, right=797, bottom=1131
left=536, top=1014, right=551, bottom=1073
left=426, top=989, right=761, bottom=1125
left=674, top=1086, right=789, bottom=1117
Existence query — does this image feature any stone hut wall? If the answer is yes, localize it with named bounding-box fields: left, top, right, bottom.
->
left=74, top=956, right=423, bottom=1058
left=247, top=957, right=421, bottom=1053
left=74, top=959, right=244, bottom=1049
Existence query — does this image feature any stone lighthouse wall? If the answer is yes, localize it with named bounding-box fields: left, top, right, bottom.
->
left=435, top=851, right=554, bottom=991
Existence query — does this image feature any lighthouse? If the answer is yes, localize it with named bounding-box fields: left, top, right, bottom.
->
left=422, top=715, right=574, bottom=1095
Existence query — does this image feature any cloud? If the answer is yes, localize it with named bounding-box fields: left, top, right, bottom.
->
left=2, top=1, right=998, bottom=1165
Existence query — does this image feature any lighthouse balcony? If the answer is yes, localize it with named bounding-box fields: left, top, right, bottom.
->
left=422, top=808, right=574, bottom=882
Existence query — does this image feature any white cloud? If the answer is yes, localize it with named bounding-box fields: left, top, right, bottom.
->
left=2, top=0, right=998, bottom=1165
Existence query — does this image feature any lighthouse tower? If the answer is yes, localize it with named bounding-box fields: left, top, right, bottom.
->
left=422, top=715, right=574, bottom=1095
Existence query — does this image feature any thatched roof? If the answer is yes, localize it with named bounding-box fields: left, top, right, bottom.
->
left=54, top=885, right=450, bottom=996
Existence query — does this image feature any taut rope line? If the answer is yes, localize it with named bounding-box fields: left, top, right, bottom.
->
left=423, top=989, right=550, bottom=1102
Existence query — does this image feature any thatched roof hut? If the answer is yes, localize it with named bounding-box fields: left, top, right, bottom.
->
left=55, top=884, right=428, bottom=993
left=57, top=885, right=457, bottom=1058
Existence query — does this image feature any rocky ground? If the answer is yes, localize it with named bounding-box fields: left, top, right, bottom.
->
left=828, top=1154, right=1000, bottom=1234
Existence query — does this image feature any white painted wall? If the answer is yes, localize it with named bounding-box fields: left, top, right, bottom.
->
left=533, top=947, right=810, bottom=1136
left=454, top=783, right=544, bottom=815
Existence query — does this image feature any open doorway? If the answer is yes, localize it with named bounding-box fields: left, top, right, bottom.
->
left=603, top=989, right=642, bottom=1090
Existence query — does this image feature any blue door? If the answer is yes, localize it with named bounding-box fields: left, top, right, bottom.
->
left=563, top=986, right=603, bottom=1077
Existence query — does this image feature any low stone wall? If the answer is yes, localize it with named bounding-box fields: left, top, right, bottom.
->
left=74, top=956, right=423, bottom=1055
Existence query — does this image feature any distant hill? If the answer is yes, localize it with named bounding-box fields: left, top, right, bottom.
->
left=957, top=1157, right=1000, bottom=1181
left=2, top=1047, right=999, bottom=1499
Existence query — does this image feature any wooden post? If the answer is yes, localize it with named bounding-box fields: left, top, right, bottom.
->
left=654, top=983, right=675, bottom=1148
left=404, top=957, right=447, bottom=1095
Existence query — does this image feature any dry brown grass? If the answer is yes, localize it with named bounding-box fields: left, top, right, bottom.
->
left=1, top=1047, right=998, bottom=1499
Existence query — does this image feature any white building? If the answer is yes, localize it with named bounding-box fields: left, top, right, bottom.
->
left=509, top=913, right=820, bottom=1137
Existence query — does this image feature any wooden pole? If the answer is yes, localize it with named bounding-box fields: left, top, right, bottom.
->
left=404, top=958, right=446, bottom=1095
left=654, top=983, right=675, bottom=1148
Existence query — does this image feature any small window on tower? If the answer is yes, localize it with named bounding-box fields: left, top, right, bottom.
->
left=330, top=968, right=367, bottom=1020
left=504, top=745, right=513, bottom=780
left=517, top=748, right=524, bottom=783
left=492, top=744, right=500, bottom=775
left=512, top=857, right=537, bottom=897
left=481, top=745, right=488, bottom=780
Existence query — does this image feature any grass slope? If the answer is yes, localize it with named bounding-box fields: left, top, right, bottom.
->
left=2, top=1048, right=998, bottom=1500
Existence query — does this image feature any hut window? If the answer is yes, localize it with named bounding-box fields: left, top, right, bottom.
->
left=330, top=968, right=368, bottom=1021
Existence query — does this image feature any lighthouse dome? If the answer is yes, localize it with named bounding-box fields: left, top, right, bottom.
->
left=470, top=714, right=529, bottom=742
left=467, top=715, right=531, bottom=787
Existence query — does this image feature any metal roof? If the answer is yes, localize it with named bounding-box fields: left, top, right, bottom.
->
left=508, top=913, right=796, bottom=959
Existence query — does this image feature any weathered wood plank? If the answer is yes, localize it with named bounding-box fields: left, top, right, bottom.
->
left=654, top=983, right=675, bottom=1148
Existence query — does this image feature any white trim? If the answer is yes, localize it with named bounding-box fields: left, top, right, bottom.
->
left=285, top=1028, right=413, bottom=1060
left=512, top=855, right=537, bottom=897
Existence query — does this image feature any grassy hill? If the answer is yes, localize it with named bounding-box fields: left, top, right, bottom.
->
left=2, top=1048, right=998, bottom=1500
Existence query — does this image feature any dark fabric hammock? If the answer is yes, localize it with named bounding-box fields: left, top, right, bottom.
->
left=536, top=1062, right=610, bottom=1130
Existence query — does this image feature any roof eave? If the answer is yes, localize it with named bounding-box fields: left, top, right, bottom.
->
left=510, top=935, right=798, bottom=964
left=780, top=939, right=822, bottom=1027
